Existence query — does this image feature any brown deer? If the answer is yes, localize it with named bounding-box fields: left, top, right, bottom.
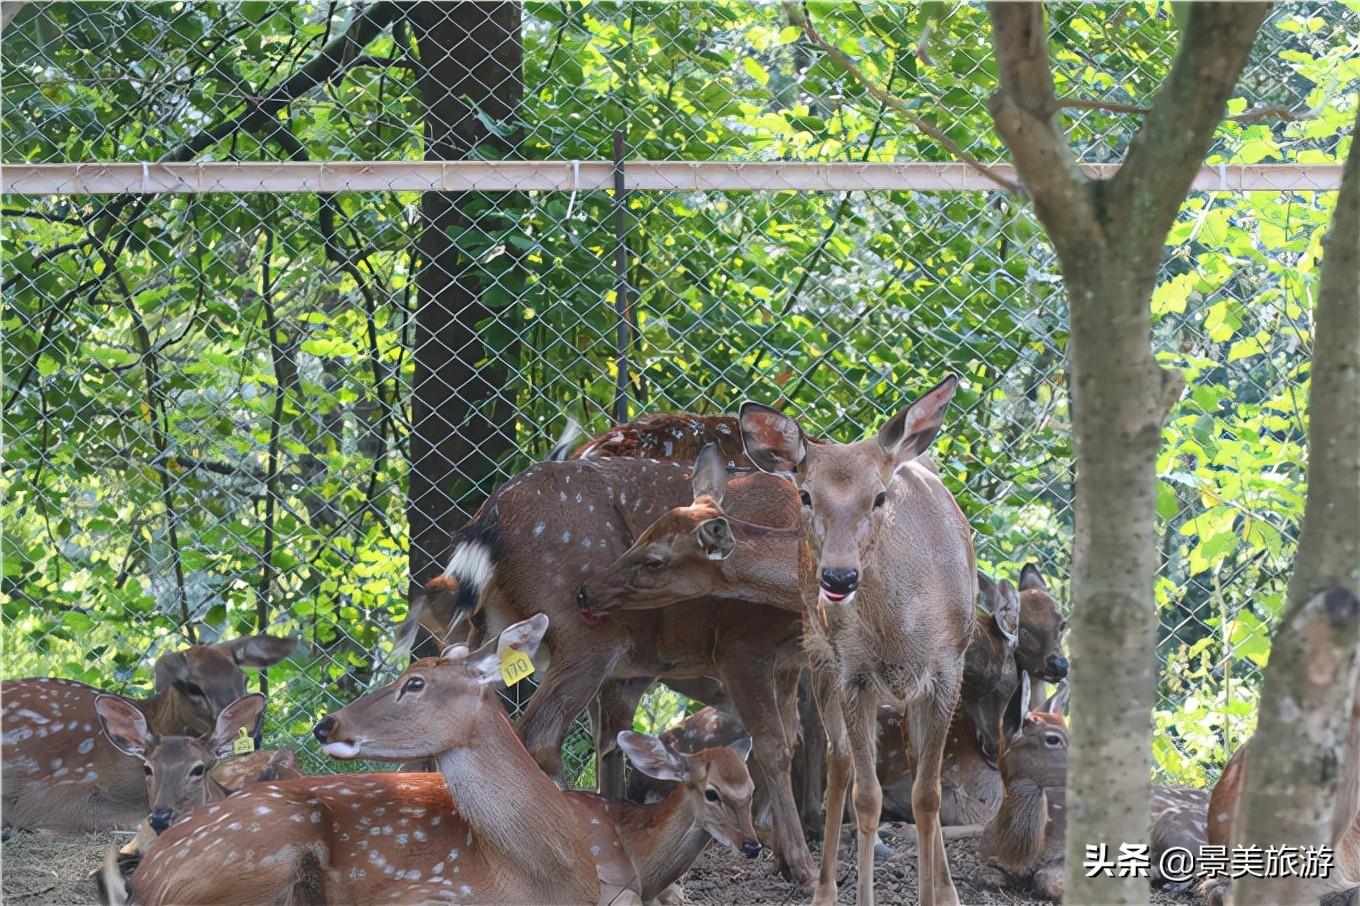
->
left=416, top=452, right=816, bottom=883
left=1015, top=563, right=1069, bottom=686
left=574, top=413, right=756, bottom=466
left=1202, top=692, right=1360, bottom=905
left=115, top=616, right=762, bottom=906
left=93, top=692, right=300, bottom=858
left=978, top=673, right=1070, bottom=900
left=609, top=729, right=761, bottom=901
left=624, top=706, right=749, bottom=806
left=978, top=674, right=1214, bottom=900
left=1, top=635, right=294, bottom=835
left=737, top=376, right=974, bottom=906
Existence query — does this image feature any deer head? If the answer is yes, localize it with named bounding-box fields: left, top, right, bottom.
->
left=94, top=693, right=267, bottom=834
left=313, top=614, right=549, bottom=762
left=738, top=376, right=958, bottom=612
left=150, top=636, right=295, bottom=735
left=998, top=672, right=1069, bottom=792
left=616, top=730, right=761, bottom=858
left=579, top=445, right=799, bottom=613
left=1016, top=564, right=1069, bottom=683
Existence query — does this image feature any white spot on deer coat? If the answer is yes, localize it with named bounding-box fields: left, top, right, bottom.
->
left=533, top=523, right=545, bottom=536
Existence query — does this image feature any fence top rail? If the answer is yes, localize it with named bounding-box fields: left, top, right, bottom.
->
left=0, top=160, right=1343, bottom=196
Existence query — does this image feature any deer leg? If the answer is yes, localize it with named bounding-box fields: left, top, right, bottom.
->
left=811, top=670, right=851, bottom=906
left=517, top=645, right=623, bottom=784
left=593, top=677, right=652, bottom=800
left=907, top=692, right=961, bottom=906
left=723, top=658, right=815, bottom=886
left=844, top=690, right=884, bottom=906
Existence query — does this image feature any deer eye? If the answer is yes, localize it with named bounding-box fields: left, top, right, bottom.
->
left=1044, top=733, right=1062, bottom=747
left=799, top=490, right=812, bottom=506
left=873, top=491, right=887, bottom=509
left=704, top=788, right=720, bottom=802
left=400, top=676, right=425, bottom=697
left=182, top=682, right=205, bottom=699
left=143, top=764, right=153, bottom=777
left=643, top=553, right=666, bottom=569
left=189, top=764, right=206, bottom=777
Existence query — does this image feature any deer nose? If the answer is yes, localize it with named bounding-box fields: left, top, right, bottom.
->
left=312, top=715, right=336, bottom=743
left=820, top=568, right=858, bottom=595
left=1045, top=654, right=1069, bottom=680
left=148, top=808, right=174, bottom=834
left=741, top=840, right=762, bottom=859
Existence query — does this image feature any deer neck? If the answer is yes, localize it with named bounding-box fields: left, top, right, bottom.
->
left=723, top=527, right=801, bottom=608
left=435, top=704, right=592, bottom=890
left=615, top=787, right=708, bottom=899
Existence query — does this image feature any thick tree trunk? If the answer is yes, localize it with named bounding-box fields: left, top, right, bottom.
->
left=983, top=5, right=1269, bottom=902
left=1232, top=107, right=1360, bottom=906
left=407, top=1, right=522, bottom=603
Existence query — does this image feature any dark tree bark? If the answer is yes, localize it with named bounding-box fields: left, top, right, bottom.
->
left=407, top=1, right=523, bottom=605
left=983, top=5, right=1270, bottom=903
left=1232, top=106, right=1360, bottom=906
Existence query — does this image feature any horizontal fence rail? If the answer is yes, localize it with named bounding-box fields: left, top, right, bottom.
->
left=1, top=161, right=1346, bottom=196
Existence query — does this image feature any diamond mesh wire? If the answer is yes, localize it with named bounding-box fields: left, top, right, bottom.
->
left=2, top=2, right=1355, bottom=786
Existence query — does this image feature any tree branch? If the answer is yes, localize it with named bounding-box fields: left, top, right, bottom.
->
left=784, top=1, right=1020, bottom=195
left=984, top=2, right=1101, bottom=258
left=1107, top=2, right=1271, bottom=258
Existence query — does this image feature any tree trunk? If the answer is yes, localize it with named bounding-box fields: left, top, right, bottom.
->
left=1232, top=106, right=1360, bottom=906
left=407, top=1, right=522, bottom=607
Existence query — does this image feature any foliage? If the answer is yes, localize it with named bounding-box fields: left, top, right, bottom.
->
left=2, top=1, right=1355, bottom=783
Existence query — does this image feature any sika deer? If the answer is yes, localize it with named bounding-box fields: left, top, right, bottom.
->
left=1202, top=693, right=1360, bottom=905
left=978, top=673, right=1070, bottom=900
left=978, top=674, right=1213, bottom=900
left=1, top=635, right=295, bottom=835
left=419, top=452, right=816, bottom=883
left=93, top=693, right=300, bottom=857
left=738, top=377, right=974, bottom=906
left=608, top=730, right=760, bottom=901
left=118, top=615, right=644, bottom=906
left=1015, top=564, right=1069, bottom=686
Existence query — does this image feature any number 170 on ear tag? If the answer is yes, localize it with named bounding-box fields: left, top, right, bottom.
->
left=233, top=726, right=255, bottom=755
left=500, top=648, right=535, bottom=686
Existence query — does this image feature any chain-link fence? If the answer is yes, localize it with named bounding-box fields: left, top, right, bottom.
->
left=2, top=2, right=1355, bottom=787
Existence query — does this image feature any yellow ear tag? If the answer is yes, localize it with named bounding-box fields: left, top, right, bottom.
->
left=232, top=727, right=255, bottom=756
left=500, top=647, right=535, bottom=686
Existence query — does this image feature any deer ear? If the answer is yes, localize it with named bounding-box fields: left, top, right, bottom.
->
left=1018, top=562, right=1048, bottom=593
left=1001, top=672, right=1031, bottom=743
left=223, top=635, right=296, bottom=668
left=206, top=694, right=267, bottom=758
left=153, top=649, right=191, bottom=690
left=876, top=375, right=958, bottom=464
left=696, top=518, right=735, bottom=561
left=975, top=571, right=997, bottom=618
left=467, top=613, right=549, bottom=686
left=617, top=730, right=689, bottom=782
left=729, top=735, right=754, bottom=762
left=95, top=694, right=153, bottom=759
left=738, top=402, right=805, bottom=477
left=691, top=443, right=727, bottom=506
left=994, top=580, right=1020, bottom=645
left=1043, top=682, right=1070, bottom=717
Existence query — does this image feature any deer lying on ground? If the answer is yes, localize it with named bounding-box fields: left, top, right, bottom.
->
left=1202, top=692, right=1360, bottom=905
left=737, top=377, right=974, bottom=906
left=978, top=673, right=1214, bottom=900
left=418, top=450, right=816, bottom=883
left=93, top=692, right=300, bottom=859
left=112, top=615, right=760, bottom=906
left=1, top=635, right=294, bottom=835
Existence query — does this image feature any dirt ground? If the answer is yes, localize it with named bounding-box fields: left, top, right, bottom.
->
left=1, top=822, right=1199, bottom=906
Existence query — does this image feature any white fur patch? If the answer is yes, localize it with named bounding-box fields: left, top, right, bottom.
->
left=442, top=541, right=494, bottom=591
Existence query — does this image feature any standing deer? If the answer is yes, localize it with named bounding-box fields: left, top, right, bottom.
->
left=92, top=692, right=300, bottom=858
left=114, top=616, right=764, bottom=906
left=737, top=376, right=974, bottom=906
left=1, top=635, right=294, bottom=835
left=417, top=452, right=816, bottom=882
